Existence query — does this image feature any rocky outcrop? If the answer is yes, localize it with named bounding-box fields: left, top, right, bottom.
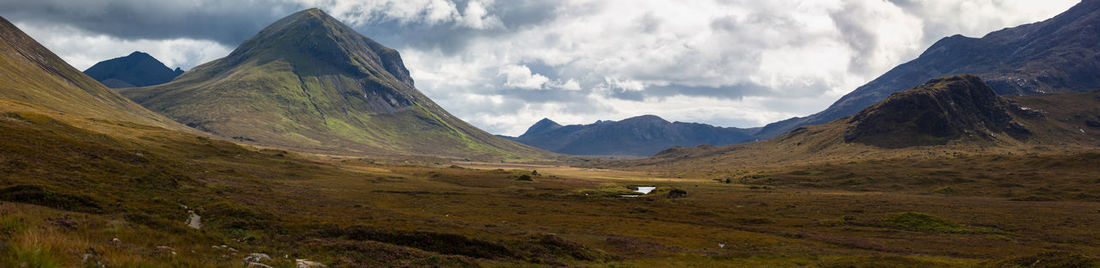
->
left=843, top=75, right=1029, bottom=148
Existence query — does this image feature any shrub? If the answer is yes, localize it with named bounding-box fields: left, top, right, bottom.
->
left=0, top=185, right=102, bottom=213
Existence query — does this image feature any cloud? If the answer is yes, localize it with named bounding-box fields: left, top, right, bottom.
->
left=499, top=64, right=550, bottom=90
left=0, top=0, right=1080, bottom=136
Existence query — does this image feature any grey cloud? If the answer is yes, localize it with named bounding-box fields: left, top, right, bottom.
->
left=0, top=0, right=297, bottom=45
left=642, top=83, right=772, bottom=100
left=829, top=3, right=882, bottom=75
left=0, top=0, right=559, bottom=54
left=354, top=0, right=559, bottom=54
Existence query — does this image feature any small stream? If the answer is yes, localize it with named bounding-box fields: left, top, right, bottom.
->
left=621, top=186, right=657, bottom=197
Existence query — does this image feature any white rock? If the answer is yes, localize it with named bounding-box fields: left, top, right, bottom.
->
left=296, top=259, right=327, bottom=268
left=247, top=263, right=273, bottom=268
left=245, top=253, right=272, bottom=263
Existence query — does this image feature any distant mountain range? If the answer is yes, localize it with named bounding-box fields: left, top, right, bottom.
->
left=507, top=115, right=758, bottom=156
left=643, top=74, right=1100, bottom=166
left=118, top=9, right=546, bottom=159
left=753, top=0, right=1100, bottom=140
left=84, top=51, right=184, bottom=88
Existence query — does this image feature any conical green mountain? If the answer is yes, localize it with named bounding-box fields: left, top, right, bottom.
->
left=0, top=17, right=181, bottom=129
left=121, top=9, right=546, bottom=159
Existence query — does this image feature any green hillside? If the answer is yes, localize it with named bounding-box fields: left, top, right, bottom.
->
left=0, top=17, right=181, bottom=130
left=121, top=9, right=548, bottom=160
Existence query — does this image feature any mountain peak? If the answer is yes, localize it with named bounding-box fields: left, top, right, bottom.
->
left=521, top=118, right=562, bottom=137
left=215, top=8, right=414, bottom=88
left=622, top=115, right=669, bottom=124
left=84, top=51, right=182, bottom=88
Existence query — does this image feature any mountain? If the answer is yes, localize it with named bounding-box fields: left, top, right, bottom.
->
left=120, top=9, right=546, bottom=159
left=0, top=17, right=180, bottom=129
left=83, top=51, right=184, bottom=88
left=510, top=115, right=758, bottom=156
left=754, top=0, right=1100, bottom=140
left=640, top=75, right=1099, bottom=168
left=841, top=75, right=1031, bottom=148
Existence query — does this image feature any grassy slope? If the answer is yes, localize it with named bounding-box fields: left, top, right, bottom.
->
left=120, top=9, right=549, bottom=161
left=0, top=18, right=183, bottom=131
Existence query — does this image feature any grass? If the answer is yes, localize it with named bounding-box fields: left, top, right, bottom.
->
left=5, top=229, right=62, bottom=268
left=878, top=212, right=995, bottom=234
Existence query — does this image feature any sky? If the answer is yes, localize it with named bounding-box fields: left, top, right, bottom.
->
left=0, top=0, right=1079, bottom=136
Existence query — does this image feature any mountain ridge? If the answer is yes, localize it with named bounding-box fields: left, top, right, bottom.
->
left=511, top=115, right=758, bottom=156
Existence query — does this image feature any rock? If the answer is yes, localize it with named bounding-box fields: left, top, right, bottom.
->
left=1087, top=120, right=1100, bottom=128
left=297, top=259, right=327, bottom=268
left=154, top=246, right=176, bottom=257
left=667, top=189, right=688, bottom=198
left=247, top=263, right=273, bottom=268
left=244, top=253, right=272, bottom=264
left=48, top=217, right=78, bottom=231
left=186, top=210, right=201, bottom=229
left=81, top=250, right=105, bottom=268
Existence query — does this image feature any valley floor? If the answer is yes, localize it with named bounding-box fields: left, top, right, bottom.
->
left=3, top=144, right=1098, bottom=267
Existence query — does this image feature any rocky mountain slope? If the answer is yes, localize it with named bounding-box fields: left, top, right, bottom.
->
left=754, top=0, right=1100, bottom=139
left=510, top=115, right=757, bottom=156
left=120, top=9, right=547, bottom=159
left=84, top=51, right=184, bottom=88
